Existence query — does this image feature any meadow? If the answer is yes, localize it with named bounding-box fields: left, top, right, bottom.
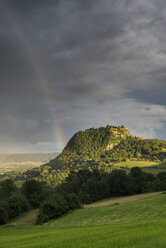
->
left=1, top=193, right=166, bottom=248
left=113, top=160, right=166, bottom=175
left=115, top=160, right=159, bottom=168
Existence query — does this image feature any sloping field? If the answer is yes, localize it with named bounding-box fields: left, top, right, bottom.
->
left=47, top=193, right=166, bottom=227
left=1, top=193, right=166, bottom=248
left=1, top=221, right=166, bottom=248
left=84, top=191, right=162, bottom=208
left=7, top=192, right=162, bottom=226
left=8, top=209, right=39, bottom=226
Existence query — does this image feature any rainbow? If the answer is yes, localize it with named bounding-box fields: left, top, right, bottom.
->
left=3, top=2, right=66, bottom=151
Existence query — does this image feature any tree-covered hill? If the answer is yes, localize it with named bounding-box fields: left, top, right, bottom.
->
left=103, top=137, right=166, bottom=162
left=60, top=125, right=131, bottom=169
left=1, top=125, right=166, bottom=187
left=56, top=125, right=166, bottom=171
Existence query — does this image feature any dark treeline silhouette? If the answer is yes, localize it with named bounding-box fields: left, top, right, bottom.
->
left=0, top=178, right=80, bottom=225
left=1, top=167, right=166, bottom=225
left=0, top=179, right=46, bottom=224
left=55, top=168, right=166, bottom=205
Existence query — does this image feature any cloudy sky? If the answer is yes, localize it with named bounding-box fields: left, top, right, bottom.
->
left=0, top=0, right=166, bottom=153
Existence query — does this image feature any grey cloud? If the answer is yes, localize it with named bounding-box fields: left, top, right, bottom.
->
left=1, top=0, right=60, bottom=11
left=125, top=85, right=166, bottom=106
left=0, top=0, right=166, bottom=152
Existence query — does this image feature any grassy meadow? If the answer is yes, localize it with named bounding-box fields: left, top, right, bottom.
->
left=113, top=160, right=166, bottom=175
left=1, top=193, right=166, bottom=248
left=115, top=160, right=159, bottom=168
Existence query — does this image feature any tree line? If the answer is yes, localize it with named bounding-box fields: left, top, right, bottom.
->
left=0, top=178, right=80, bottom=225
left=1, top=167, right=166, bottom=225
left=55, top=167, right=166, bottom=204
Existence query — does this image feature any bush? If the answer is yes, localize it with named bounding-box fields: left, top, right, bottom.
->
left=36, top=193, right=81, bottom=224
left=109, top=170, right=131, bottom=196
left=36, top=194, right=68, bottom=224
left=22, top=179, right=46, bottom=208
left=18, top=195, right=30, bottom=212
left=7, top=194, right=21, bottom=218
left=0, top=179, right=17, bottom=200
left=36, top=211, right=49, bottom=224
left=0, top=202, right=8, bottom=224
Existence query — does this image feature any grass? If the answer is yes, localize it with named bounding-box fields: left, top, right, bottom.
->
left=1, top=221, right=166, bottom=248
left=113, top=160, right=166, bottom=175
left=8, top=209, right=39, bottom=226
left=115, top=160, right=159, bottom=168
left=84, top=191, right=162, bottom=208
left=1, top=193, right=166, bottom=248
left=142, top=162, right=166, bottom=175
left=47, top=193, right=166, bottom=227
left=142, top=167, right=166, bottom=175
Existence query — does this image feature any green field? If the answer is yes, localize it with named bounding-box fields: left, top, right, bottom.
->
left=1, top=193, right=166, bottom=248
left=113, top=160, right=166, bottom=175
left=142, top=162, right=166, bottom=175
left=115, top=160, right=159, bottom=168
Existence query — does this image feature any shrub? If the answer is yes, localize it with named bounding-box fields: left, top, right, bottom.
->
left=7, top=194, right=21, bottom=218
left=36, top=193, right=81, bottom=224
left=0, top=179, right=17, bottom=200
left=18, top=195, right=30, bottom=212
left=0, top=202, right=8, bottom=224
left=22, top=179, right=45, bottom=208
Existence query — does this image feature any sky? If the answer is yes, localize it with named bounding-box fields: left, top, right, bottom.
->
left=0, top=0, right=166, bottom=153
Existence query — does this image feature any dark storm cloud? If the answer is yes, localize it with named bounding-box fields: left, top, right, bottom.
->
left=1, top=0, right=60, bottom=10
left=0, top=0, right=166, bottom=152
left=125, top=81, right=166, bottom=106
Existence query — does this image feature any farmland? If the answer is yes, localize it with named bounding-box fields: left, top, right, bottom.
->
left=0, top=153, right=58, bottom=174
left=1, top=193, right=166, bottom=248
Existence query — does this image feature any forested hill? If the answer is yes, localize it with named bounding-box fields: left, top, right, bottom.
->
left=64, top=125, right=130, bottom=157
left=53, top=125, right=166, bottom=170
left=2, top=125, right=166, bottom=187
left=61, top=125, right=131, bottom=166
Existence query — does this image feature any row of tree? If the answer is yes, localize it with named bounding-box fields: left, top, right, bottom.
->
left=0, top=179, right=47, bottom=224
left=1, top=167, right=166, bottom=225
left=56, top=168, right=166, bottom=204
left=37, top=167, right=166, bottom=223
left=0, top=178, right=81, bottom=225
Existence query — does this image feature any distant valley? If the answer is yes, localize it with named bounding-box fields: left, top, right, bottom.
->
left=0, top=153, right=59, bottom=174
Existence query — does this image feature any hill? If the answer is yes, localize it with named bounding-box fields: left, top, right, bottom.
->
left=1, top=193, right=166, bottom=248
left=1, top=125, right=166, bottom=187
left=49, top=125, right=166, bottom=173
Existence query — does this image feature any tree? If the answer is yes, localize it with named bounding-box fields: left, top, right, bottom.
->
left=109, top=170, right=131, bottom=196
left=157, top=172, right=166, bottom=190
left=129, top=167, right=146, bottom=193
left=0, top=179, right=17, bottom=199
left=0, top=202, right=8, bottom=224
left=36, top=194, right=68, bottom=224
left=8, top=194, right=21, bottom=218
left=22, top=179, right=45, bottom=208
